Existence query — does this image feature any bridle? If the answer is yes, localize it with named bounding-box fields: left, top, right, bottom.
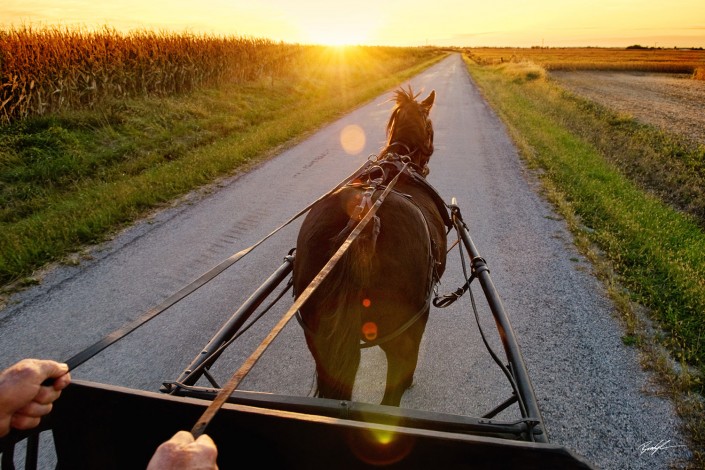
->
left=382, top=104, right=434, bottom=176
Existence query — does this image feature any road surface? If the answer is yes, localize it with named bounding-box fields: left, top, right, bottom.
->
left=0, top=54, right=691, bottom=469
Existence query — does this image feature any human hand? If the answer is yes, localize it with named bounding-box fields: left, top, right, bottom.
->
left=0, top=359, right=71, bottom=437
left=147, top=430, right=218, bottom=470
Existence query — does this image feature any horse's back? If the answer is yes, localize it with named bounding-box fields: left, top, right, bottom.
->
left=293, top=181, right=446, bottom=314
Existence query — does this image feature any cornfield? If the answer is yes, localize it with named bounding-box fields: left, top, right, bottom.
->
left=0, top=26, right=303, bottom=124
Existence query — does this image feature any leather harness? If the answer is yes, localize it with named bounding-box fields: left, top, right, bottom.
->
left=296, top=153, right=451, bottom=348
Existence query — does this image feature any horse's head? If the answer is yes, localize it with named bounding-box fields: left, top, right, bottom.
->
left=381, top=86, right=436, bottom=176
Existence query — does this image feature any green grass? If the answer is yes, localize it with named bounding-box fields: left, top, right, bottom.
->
left=0, top=46, right=447, bottom=288
left=463, top=55, right=705, bottom=465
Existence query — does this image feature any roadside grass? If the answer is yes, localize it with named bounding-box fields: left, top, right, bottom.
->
left=462, top=56, right=705, bottom=465
left=0, top=46, right=447, bottom=290
left=533, top=88, right=705, bottom=228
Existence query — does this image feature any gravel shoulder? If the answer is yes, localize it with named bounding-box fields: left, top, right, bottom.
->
left=550, top=70, right=705, bottom=145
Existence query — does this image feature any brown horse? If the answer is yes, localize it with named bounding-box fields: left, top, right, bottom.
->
left=293, top=87, right=449, bottom=406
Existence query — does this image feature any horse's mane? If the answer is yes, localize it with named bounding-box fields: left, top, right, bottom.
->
left=385, top=86, right=424, bottom=135
left=382, top=86, right=435, bottom=171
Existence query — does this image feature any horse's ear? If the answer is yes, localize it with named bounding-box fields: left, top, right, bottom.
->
left=421, top=90, right=435, bottom=111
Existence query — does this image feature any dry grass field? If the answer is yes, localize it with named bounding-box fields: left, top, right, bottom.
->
left=466, top=46, right=705, bottom=75
left=552, top=71, right=705, bottom=145
left=467, top=47, right=705, bottom=145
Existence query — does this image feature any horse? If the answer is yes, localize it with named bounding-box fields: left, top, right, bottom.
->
left=292, top=87, right=449, bottom=407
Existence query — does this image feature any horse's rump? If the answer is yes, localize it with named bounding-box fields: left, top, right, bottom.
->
left=293, top=180, right=446, bottom=327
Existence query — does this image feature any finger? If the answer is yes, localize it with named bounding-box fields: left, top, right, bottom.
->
left=194, top=433, right=218, bottom=464
left=38, top=361, right=69, bottom=381
left=52, top=372, right=71, bottom=391
left=10, top=414, right=42, bottom=432
left=0, top=417, right=11, bottom=438
left=32, top=360, right=69, bottom=388
left=33, top=385, right=63, bottom=405
left=16, top=401, right=53, bottom=419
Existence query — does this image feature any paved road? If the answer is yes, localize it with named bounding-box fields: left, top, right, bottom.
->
left=1, top=54, right=691, bottom=469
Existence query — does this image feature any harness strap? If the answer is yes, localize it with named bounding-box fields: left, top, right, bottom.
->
left=359, top=297, right=431, bottom=348
left=433, top=275, right=474, bottom=308
left=386, top=141, right=415, bottom=157
left=407, top=171, right=453, bottom=229
left=433, top=231, right=490, bottom=308
left=369, top=153, right=448, bottom=286
left=294, top=295, right=430, bottom=349
left=372, top=153, right=452, bottom=229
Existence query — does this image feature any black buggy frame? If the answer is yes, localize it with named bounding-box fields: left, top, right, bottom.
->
left=0, top=198, right=595, bottom=469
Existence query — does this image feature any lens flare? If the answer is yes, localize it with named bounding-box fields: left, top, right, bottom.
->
left=347, top=427, right=415, bottom=466
left=362, top=298, right=372, bottom=308
left=362, top=321, right=377, bottom=341
left=340, top=124, right=366, bottom=155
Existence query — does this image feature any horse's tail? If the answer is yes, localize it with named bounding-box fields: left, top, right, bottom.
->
left=308, top=215, right=381, bottom=399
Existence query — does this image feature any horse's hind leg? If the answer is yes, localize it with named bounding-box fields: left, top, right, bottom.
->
left=379, top=310, right=429, bottom=407
left=311, top=341, right=360, bottom=401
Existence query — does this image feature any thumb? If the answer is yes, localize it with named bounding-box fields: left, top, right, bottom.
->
left=195, top=434, right=216, bottom=448
left=37, top=361, right=69, bottom=388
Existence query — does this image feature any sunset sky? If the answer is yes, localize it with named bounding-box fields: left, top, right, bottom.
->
left=2, top=0, right=704, bottom=48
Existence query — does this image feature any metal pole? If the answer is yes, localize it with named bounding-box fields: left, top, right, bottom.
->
left=450, top=202, right=548, bottom=442
left=167, top=254, right=294, bottom=389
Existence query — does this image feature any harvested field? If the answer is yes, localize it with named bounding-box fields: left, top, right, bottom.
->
left=467, top=47, right=705, bottom=73
left=550, top=71, right=705, bottom=145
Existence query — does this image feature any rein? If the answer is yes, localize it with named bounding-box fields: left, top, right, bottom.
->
left=359, top=297, right=431, bottom=348
left=52, top=159, right=375, bottom=375
left=191, top=159, right=412, bottom=438
left=387, top=141, right=415, bottom=156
